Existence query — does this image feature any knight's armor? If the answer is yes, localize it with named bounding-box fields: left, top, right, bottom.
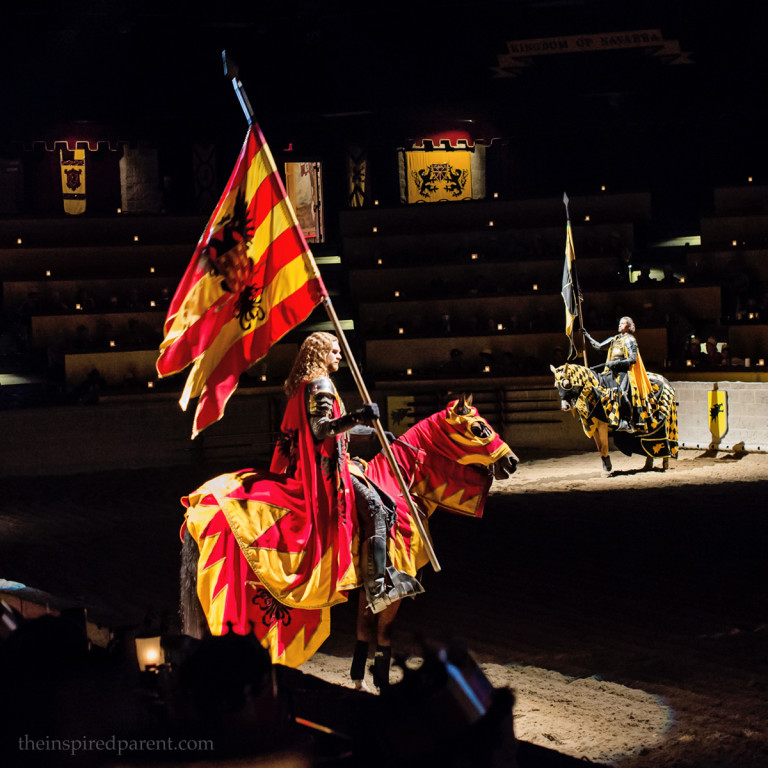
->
left=306, top=377, right=423, bottom=614
left=584, top=331, right=638, bottom=430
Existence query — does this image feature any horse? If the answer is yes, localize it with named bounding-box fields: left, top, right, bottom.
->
left=551, top=362, right=678, bottom=476
left=180, top=394, right=518, bottom=688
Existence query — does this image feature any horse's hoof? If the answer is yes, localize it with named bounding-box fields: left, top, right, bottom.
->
left=353, top=679, right=375, bottom=694
left=662, top=458, right=669, bottom=471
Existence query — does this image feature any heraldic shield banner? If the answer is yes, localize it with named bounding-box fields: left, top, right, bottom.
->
left=708, top=388, right=728, bottom=441
left=406, top=150, right=473, bottom=203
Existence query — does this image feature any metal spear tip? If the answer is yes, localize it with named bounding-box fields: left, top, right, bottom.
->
left=222, top=50, right=239, bottom=79
left=563, top=191, right=569, bottom=205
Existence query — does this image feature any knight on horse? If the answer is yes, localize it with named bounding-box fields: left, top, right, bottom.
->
left=583, top=316, right=653, bottom=433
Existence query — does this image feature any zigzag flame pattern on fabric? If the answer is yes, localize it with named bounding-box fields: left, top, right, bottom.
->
left=182, top=491, right=331, bottom=666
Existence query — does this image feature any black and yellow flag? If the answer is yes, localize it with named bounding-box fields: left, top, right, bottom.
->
left=561, top=195, right=581, bottom=359
left=60, top=148, right=86, bottom=215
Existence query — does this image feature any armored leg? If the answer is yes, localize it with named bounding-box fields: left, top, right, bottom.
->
left=352, top=476, right=423, bottom=614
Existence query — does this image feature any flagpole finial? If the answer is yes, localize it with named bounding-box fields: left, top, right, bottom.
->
left=563, top=191, right=570, bottom=219
left=222, top=50, right=254, bottom=126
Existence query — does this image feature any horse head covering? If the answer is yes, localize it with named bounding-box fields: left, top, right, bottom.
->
left=392, top=396, right=511, bottom=518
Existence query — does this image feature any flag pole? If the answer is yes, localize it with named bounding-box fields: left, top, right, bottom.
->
left=222, top=52, right=440, bottom=572
left=563, top=192, right=588, bottom=367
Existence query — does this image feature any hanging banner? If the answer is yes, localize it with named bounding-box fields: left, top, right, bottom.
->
left=60, top=148, right=86, bottom=215
left=708, top=389, right=728, bottom=441
left=406, top=150, right=472, bottom=203
left=494, top=29, right=692, bottom=77
left=387, top=396, right=416, bottom=436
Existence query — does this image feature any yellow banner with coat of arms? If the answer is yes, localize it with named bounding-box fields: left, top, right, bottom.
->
left=406, top=150, right=472, bottom=203
left=708, top=389, right=728, bottom=441
left=60, top=148, right=86, bottom=215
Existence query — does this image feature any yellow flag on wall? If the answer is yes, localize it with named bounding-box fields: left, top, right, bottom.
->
left=60, top=148, right=86, bottom=215
left=406, top=150, right=472, bottom=203
left=708, top=389, right=728, bottom=441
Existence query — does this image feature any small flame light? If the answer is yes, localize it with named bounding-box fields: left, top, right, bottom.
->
left=147, top=381, right=155, bottom=389
left=758, top=359, right=765, bottom=367
left=601, top=185, right=606, bottom=191
left=109, top=340, right=116, bottom=348
left=117, top=207, right=122, bottom=213
left=532, top=283, right=538, bottom=291
left=493, top=192, right=499, bottom=199
left=483, top=365, right=491, bottom=373
left=394, top=290, right=400, bottom=298
left=732, top=240, right=738, bottom=246
left=17, top=237, right=23, bottom=245
left=133, top=235, right=139, bottom=242
left=488, top=220, right=494, bottom=227
left=497, top=323, right=503, bottom=331
left=135, top=636, right=164, bottom=671
left=679, top=277, right=686, bottom=284
left=75, top=303, right=82, bottom=311
left=584, top=215, right=590, bottom=222
left=398, top=327, right=404, bottom=335
left=471, top=253, right=478, bottom=260
left=150, top=300, right=156, bottom=307
left=372, top=226, right=378, bottom=233
left=45, top=270, right=51, bottom=277
left=374, top=200, right=379, bottom=206
left=749, top=312, right=755, bottom=320
left=150, top=267, right=155, bottom=273
left=377, top=258, right=383, bottom=265
left=406, top=368, right=412, bottom=376
left=748, top=177, right=753, bottom=183
left=260, top=374, right=267, bottom=381
left=686, top=360, right=692, bottom=367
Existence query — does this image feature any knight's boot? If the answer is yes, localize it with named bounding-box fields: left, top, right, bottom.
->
left=373, top=645, right=392, bottom=690
left=363, top=532, right=424, bottom=615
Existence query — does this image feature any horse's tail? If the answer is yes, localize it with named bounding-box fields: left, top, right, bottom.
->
left=180, top=528, right=207, bottom=639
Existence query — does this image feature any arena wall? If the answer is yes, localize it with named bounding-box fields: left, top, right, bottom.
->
left=672, top=380, right=768, bottom=452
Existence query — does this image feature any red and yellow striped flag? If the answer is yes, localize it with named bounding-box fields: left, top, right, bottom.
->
left=157, top=125, right=326, bottom=437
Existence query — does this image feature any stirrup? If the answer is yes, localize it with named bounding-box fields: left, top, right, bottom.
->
left=366, top=567, right=424, bottom=614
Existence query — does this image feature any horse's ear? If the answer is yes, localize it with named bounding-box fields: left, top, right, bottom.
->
left=550, top=364, right=557, bottom=374
left=455, top=393, right=473, bottom=415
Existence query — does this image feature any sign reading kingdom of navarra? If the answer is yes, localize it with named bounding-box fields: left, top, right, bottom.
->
left=406, top=150, right=472, bottom=203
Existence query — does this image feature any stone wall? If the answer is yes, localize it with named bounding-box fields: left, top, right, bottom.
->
left=672, top=380, right=768, bottom=452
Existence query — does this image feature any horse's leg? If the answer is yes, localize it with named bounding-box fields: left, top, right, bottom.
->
left=594, top=423, right=612, bottom=476
left=180, top=528, right=207, bottom=639
left=643, top=456, right=654, bottom=471
left=351, top=590, right=376, bottom=691
left=372, top=602, right=400, bottom=690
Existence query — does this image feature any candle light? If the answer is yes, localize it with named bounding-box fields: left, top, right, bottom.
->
left=488, top=220, right=494, bottom=227
left=398, top=327, right=404, bottom=335
left=117, top=207, right=122, bottom=213
left=483, top=365, right=491, bottom=373
left=686, top=360, right=692, bottom=367
left=133, top=235, right=140, bottom=242
left=601, top=185, right=606, bottom=191
left=147, top=381, right=155, bottom=389
left=372, top=226, right=378, bottom=233
left=150, top=300, right=156, bottom=307
left=471, top=253, right=478, bottom=260
left=532, top=283, right=538, bottom=291
left=75, top=303, right=82, bottom=311
left=260, top=374, right=267, bottom=381
left=377, top=258, right=383, bottom=265
left=109, top=340, right=116, bottom=348
left=732, top=240, right=738, bottom=246
left=45, top=270, right=51, bottom=277
left=16, top=237, right=23, bottom=245
left=497, top=323, right=503, bottom=331
left=493, top=192, right=499, bottom=199
left=584, top=215, right=590, bottom=222
left=394, top=290, right=400, bottom=297
left=406, top=368, right=412, bottom=376
left=150, top=267, right=155, bottom=273
left=758, top=359, right=765, bottom=367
